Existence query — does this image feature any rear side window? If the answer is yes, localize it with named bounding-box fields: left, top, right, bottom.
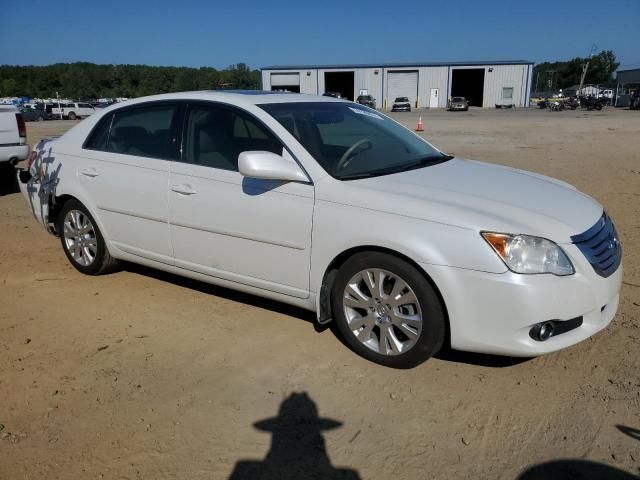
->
left=85, top=114, right=112, bottom=150
left=107, top=105, right=179, bottom=160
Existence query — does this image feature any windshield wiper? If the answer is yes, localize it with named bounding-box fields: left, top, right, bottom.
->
left=339, top=154, right=453, bottom=181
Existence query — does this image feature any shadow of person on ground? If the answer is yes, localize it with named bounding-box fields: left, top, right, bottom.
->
left=0, top=163, right=20, bottom=196
left=516, top=459, right=638, bottom=479
left=228, top=392, right=361, bottom=480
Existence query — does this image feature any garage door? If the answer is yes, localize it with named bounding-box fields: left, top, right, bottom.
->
left=387, top=71, right=418, bottom=108
left=270, top=73, right=300, bottom=87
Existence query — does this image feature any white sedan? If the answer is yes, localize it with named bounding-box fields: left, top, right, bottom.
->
left=19, top=91, right=622, bottom=368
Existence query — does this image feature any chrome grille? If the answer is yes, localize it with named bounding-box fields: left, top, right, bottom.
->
left=571, top=213, right=621, bottom=278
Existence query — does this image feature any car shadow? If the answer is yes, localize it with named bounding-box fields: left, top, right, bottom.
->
left=122, top=263, right=537, bottom=365
left=517, top=425, right=639, bottom=479
left=0, top=163, right=20, bottom=196
left=227, top=391, right=361, bottom=480
left=516, top=459, right=638, bottom=479
left=435, top=347, right=532, bottom=368
left=617, top=424, right=640, bottom=442
left=121, top=262, right=317, bottom=325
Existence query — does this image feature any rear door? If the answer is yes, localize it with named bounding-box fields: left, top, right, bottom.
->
left=78, top=102, right=181, bottom=264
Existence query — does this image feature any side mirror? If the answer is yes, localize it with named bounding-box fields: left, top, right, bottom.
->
left=238, top=150, right=308, bottom=183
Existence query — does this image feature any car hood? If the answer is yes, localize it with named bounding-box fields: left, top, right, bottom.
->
left=323, top=158, right=602, bottom=243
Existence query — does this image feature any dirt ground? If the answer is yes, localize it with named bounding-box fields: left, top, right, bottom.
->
left=1, top=108, right=639, bottom=480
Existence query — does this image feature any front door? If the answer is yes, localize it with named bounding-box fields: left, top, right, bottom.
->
left=168, top=102, right=314, bottom=298
left=429, top=88, right=439, bottom=108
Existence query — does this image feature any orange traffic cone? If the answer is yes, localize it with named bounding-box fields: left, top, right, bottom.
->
left=415, top=115, right=424, bottom=132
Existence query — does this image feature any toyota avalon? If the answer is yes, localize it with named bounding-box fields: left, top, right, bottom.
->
left=19, top=91, right=622, bottom=368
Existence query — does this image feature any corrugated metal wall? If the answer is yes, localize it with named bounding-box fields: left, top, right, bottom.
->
left=262, top=63, right=531, bottom=108
left=419, top=67, right=448, bottom=108
left=482, top=64, right=530, bottom=107
left=355, top=68, right=383, bottom=108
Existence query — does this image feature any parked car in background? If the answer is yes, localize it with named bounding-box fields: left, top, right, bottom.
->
left=20, top=107, right=51, bottom=122
left=35, top=103, right=58, bottom=119
left=630, top=90, right=640, bottom=110
left=51, top=102, right=96, bottom=120
left=323, top=92, right=343, bottom=99
left=447, top=97, right=469, bottom=111
left=0, top=106, right=29, bottom=165
left=391, top=97, right=411, bottom=112
left=356, top=95, right=376, bottom=108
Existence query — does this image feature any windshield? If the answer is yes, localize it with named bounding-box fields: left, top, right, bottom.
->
left=452, top=97, right=465, bottom=102
left=395, top=97, right=409, bottom=102
left=259, top=102, right=449, bottom=180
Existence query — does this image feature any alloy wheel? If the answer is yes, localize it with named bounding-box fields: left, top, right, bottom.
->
left=342, top=268, right=423, bottom=356
left=62, top=209, right=97, bottom=266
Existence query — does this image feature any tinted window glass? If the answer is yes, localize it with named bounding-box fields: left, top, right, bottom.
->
left=85, top=114, right=112, bottom=150
left=183, top=105, right=281, bottom=171
left=107, top=105, right=178, bottom=159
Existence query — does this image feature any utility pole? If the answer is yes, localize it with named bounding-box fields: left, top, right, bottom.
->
left=578, top=44, right=598, bottom=95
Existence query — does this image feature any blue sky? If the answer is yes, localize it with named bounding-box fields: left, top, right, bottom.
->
left=2, top=0, right=639, bottom=70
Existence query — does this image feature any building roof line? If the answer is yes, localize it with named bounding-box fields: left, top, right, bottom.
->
left=262, top=60, right=534, bottom=70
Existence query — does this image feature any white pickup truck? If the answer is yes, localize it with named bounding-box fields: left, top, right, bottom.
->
left=0, top=106, right=29, bottom=165
left=51, top=102, right=96, bottom=120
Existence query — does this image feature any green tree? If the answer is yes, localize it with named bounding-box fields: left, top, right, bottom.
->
left=533, top=50, right=619, bottom=92
left=0, top=62, right=262, bottom=98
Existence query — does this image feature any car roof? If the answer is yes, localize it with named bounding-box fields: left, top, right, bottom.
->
left=108, top=90, right=347, bottom=109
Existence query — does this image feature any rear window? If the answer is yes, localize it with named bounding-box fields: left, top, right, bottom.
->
left=395, top=97, right=409, bottom=102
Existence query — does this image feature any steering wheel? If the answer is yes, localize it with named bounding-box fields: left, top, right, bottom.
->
left=337, top=138, right=372, bottom=171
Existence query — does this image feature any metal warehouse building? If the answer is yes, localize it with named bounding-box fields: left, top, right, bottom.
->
left=261, top=60, right=534, bottom=109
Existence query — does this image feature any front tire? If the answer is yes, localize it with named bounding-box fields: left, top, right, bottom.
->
left=57, top=199, right=118, bottom=275
left=67, top=112, right=76, bottom=120
left=331, top=252, right=445, bottom=368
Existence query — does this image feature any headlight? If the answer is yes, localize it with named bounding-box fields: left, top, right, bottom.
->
left=481, top=232, right=574, bottom=276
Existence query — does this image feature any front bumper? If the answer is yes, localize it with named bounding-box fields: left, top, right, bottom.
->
left=422, top=244, right=623, bottom=356
left=391, top=105, right=411, bottom=112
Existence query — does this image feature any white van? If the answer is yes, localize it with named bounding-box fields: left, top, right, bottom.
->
left=0, top=106, right=29, bottom=165
left=51, top=102, right=96, bottom=120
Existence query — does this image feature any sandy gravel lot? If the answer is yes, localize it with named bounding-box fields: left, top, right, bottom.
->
left=1, top=108, right=639, bottom=480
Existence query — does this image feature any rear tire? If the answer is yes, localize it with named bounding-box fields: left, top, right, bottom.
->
left=67, top=112, right=76, bottom=120
left=56, top=199, right=119, bottom=275
left=331, top=252, right=445, bottom=368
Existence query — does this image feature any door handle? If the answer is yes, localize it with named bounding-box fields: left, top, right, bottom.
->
left=171, top=184, right=197, bottom=195
left=80, top=168, right=99, bottom=178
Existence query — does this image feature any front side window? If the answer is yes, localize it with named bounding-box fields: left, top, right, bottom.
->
left=107, top=104, right=178, bottom=159
left=183, top=104, right=281, bottom=171
left=502, top=87, right=514, bottom=100
left=260, top=102, right=449, bottom=180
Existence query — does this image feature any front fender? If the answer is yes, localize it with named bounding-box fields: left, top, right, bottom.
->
left=309, top=199, right=507, bottom=298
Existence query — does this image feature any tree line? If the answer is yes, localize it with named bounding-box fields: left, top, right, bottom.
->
left=532, top=50, right=619, bottom=93
left=0, top=62, right=261, bottom=99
